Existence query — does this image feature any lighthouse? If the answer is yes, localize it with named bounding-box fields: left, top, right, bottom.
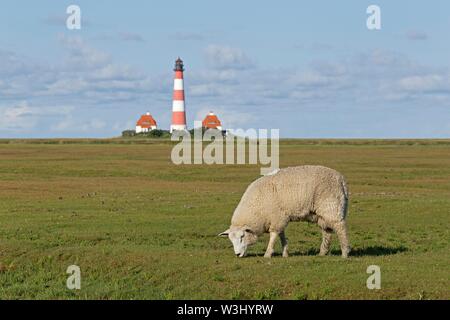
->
left=170, top=57, right=187, bottom=133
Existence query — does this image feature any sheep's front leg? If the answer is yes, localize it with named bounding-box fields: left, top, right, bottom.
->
left=279, top=231, right=289, bottom=257
left=264, top=232, right=278, bottom=258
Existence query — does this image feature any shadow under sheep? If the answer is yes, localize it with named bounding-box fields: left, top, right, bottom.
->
left=246, top=246, right=408, bottom=258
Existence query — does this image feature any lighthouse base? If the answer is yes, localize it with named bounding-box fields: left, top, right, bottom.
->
left=170, top=124, right=188, bottom=133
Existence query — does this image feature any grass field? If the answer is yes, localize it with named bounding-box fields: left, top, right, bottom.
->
left=0, top=140, right=449, bottom=299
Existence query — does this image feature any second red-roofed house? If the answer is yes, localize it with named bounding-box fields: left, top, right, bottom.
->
left=202, top=111, right=222, bottom=131
left=136, top=112, right=157, bottom=133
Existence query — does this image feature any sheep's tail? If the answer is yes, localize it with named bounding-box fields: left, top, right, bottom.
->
left=340, top=177, right=349, bottom=219
left=342, top=178, right=349, bottom=200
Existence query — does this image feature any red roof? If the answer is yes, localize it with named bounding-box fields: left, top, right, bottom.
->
left=202, top=112, right=222, bottom=129
left=137, top=113, right=157, bottom=128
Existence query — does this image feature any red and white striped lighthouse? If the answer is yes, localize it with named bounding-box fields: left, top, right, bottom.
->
left=170, top=57, right=187, bottom=132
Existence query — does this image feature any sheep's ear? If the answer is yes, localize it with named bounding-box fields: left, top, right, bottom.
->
left=218, top=229, right=230, bottom=237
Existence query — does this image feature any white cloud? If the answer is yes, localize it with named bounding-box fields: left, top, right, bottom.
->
left=194, top=106, right=255, bottom=129
left=290, top=71, right=333, bottom=87
left=45, top=78, right=89, bottom=95
left=0, top=101, right=73, bottom=131
left=52, top=117, right=107, bottom=132
left=118, top=32, right=145, bottom=42
left=0, top=34, right=154, bottom=106
left=398, top=75, right=448, bottom=92
left=58, top=34, right=110, bottom=69
left=204, top=45, right=254, bottom=70
left=88, top=64, right=145, bottom=81
left=83, top=119, right=106, bottom=131
left=190, top=48, right=450, bottom=114
left=189, top=83, right=233, bottom=97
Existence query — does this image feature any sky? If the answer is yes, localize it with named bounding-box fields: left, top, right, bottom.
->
left=0, top=0, right=449, bottom=138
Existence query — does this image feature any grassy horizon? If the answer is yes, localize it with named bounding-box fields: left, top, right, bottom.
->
left=1, top=137, right=450, bottom=145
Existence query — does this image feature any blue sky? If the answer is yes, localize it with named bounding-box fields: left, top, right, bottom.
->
left=1, top=0, right=449, bottom=138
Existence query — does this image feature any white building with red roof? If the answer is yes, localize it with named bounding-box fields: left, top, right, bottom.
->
left=136, top=112, right=157, bottom=133
left=202, top=111, right=222, bottom=131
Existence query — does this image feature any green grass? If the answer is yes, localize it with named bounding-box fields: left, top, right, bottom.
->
left=0, top=140, right=449, bottom=299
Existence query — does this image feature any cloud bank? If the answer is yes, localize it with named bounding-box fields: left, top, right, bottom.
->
left=0, top=39, right=449, bottom=138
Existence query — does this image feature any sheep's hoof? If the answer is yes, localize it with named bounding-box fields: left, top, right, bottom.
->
left=341, top=247, right=351, bottom=258
left=318, top=251, right=328, bottom=256
left=264, top=252, right=273, bottom=258
left=282, top=253, right=289, bottom=258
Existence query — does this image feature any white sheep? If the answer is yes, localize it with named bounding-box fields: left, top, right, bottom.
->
left=219, top=165, right=350, bottom=258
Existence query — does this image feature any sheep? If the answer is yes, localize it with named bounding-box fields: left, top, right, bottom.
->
left=219, top=165, right=350, bottom=258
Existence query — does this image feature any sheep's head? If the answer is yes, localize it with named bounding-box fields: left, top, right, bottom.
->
left=218, top=226, right=258, bottom=257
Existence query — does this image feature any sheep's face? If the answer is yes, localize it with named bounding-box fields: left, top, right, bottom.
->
left=219, top=226, right=257, bottom=257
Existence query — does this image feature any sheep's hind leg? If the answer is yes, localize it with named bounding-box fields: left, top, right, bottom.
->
left=279, top=231, right=289, bottom=258
left=264, top=232, right=278, bottom=258
left=335, top=221, right=350, bottom=258
left=319, top=229, right=332, bottom=256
